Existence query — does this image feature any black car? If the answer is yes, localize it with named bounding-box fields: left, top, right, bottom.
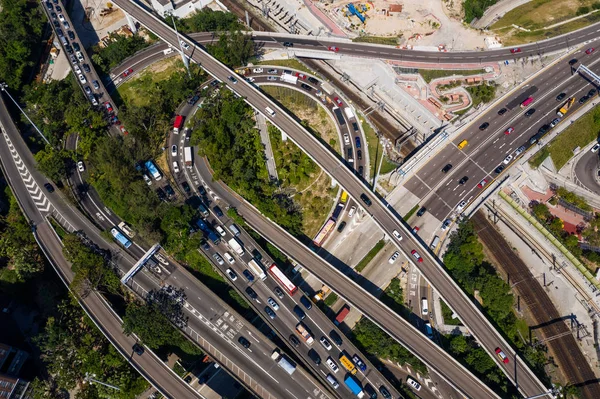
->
left=181, top=181, right=191, bottom=193
left=337, top=221, right=346, bottom=232
left=68, top=30, right=75, bottom=40
left=164, top=184, right=175, bottom=198
left=458, top=176, right=469, bottom=185
left=357, top=149, right=362, bottom=160
left=479, top=122, right=489, bottom=131
left=358, top=166, right=364, bottom=176
left=188, top=94, right=200, bottom=105
left=569, top=58, right=578, bottom=66
left=497, top=108, right=507, bottom=116
left=556, top=92, right=566, bottom=101
left=73, top=42, right=80, bottom=52
left=46, top=2, right=53, bottom=10
left=329, top=330, right=342, bottom=345
left=132, top=343, right=144, bottom=356
left=50, top=12, right=57, bottom=20
left=300, top=83, right=312, bottom=91
left=579, top=95, right=589, bottom=104
left=352, top=122, right=359, bottom=132
left=379, top=386, right=392, bottom=399
left=308, top=349, right=321, bottom=365
left=416, top=206, right=426, bottom=217
left=53, top=20, right=60, bottom=28
left=364, top=384, right=378, bottom=399
left=293, top=305, right=306, bottom=320
left=538, top=124, right=550, bottom=135
left=252, top=249, right=263, bottom=261
left=494, top=165, right=505, bottom=174
left=44, top=183, right=55, bottom=193
left=213, top=206, right=223, bottom=217
left=55, top=5, right=61, bottom=12
left=198, top=185, right=207, bottom=196
left=64, top=45, right=73, bottom=54
left=264, top=306, right=276, bottom=319
left=200, top=240, right=210, bottom=251
left=289, top=335, right=300, bottom=347
left=441, top=163, right=452, bottom=173
left=156, top=187, right=166, bottom=201
left=243, top=269, right=254, bottom=282
left=308, top=77, right=319, bottom=85
left=283, top=41, right=293, bottom=47
left=589, top=88, right=597, bottom=97
left=524, top=108, right=536, bottom=117
left=360, top=193, right=372, bottom=206
left=82, top=63, right=90, bottom=73
left=300, top=295, right=313, bottom=310
left=238, top=336, right=251, bottom=349
left=245, top=286, right=258, bottom=300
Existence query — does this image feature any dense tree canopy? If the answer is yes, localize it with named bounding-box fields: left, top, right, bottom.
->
left=91, top=34, right=151, bottom=76
left=175, top=9, right=243, bottom=33
left=207, top=31, right=255, bottom=68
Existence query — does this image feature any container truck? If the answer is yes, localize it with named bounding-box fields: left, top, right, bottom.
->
left=271, top=349, right=296, bottom=375
left=557, top=97, right=575, bottom=117
left=344, top=106, right=355, bottom=120
left=344, top=375, right=365, bottom=398
left=183, top=147, right=193, bottom=168
left=280, top=74, right=298, bottom=85
left=173, top=115, right=184, bottom=134
left=228, top=238, right=245, bottom=255
left=334, top=305, right=350, bottom=325
left=295, top=322, right=314, bottom=344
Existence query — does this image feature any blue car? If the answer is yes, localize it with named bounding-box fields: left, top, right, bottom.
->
left=355, top=137, right=361, bottom=148
left=352, top=354, right=367, bottom=372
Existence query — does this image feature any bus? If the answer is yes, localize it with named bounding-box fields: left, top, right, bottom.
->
left=520, top=97, right=534, bottom=108
left=313, top=218, right=336, bottom=247
left=339, top=354, right=357, bottom=375
left=268, top=264, right=297, bottom=294
left=144, top=160, right=162, bottom=181
left=247, top=259, right=267, bottom=281
left=111, top=227, right=132, bottom=249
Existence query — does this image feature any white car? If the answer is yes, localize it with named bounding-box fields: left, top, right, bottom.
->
left=180, top=40, right=190, bottom=50
left=78, top=73, right=86, bottom=83
left=171, top=144, right=177, bottom=157
left=143, top=174, right=152, bottom=185
left=215, top=225, right=226, bottom=237
left=392, top=230, right=402, bottom=240
left=252, top=68, right=264, bottom=73
left=320, top=337, right=332, bottom=350
left=58, top=13, right=65, bottom=21
left=326, top=357, right=339, bottom=373
left=74, top=64, right=81, bottom=74
left=223, top=252, right=235, bottom=264
left=591, top=143, right=600, bottom=153
left=503, top=154, right=513, bottom=164
left=76, top=51, right=84, bottom=62
left=225, top=268, right=237, bottom=281
left=421, top=297, right=428, bottom=315
left=456, top=200, right=467, bottom=213
left=172, top=161, right=180, bottom=174
left=267, top=297, right=279, bottom=311
left=343, top=134, right=350, bottom=145
left=406, top=377, right=422, bottom=391
left=388, top=251, right=400, bottom=264
left=348, top=206, right=356, bottom=218
left=77, top=161, right=85, bottom=172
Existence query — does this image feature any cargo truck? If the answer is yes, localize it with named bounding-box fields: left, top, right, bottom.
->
left=247, top=259, right=267, bottom=280
left=183, top=147, right=193, bottom=168
left=228, top=238, right=244, bottom=255
left=333, top=107, right=346, bottom=126
left=339, top=354, right=357, bottom=374
left=344, top=375, right=365, bottom=398
left=344, top=106, right=356, bottom=120
left=334, top=305, right=350, bottom=325
left=173, top=115, right=184, bottom=134
left=271, top=349, right=296, bottom=375
left=280, top=74, right=298, bottom=85
left=295, top=322, right=314, bottom=344
left=557, top=97, right=575, bottom=117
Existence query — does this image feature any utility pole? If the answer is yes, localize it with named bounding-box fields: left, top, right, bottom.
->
left=166, top=12, right=191, bottom=78
left=83, top=372, right=121, bottom=391
left=0, top=82, right=50, bottom=145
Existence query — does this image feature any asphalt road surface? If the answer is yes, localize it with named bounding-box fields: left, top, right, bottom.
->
left=112, top=0, right=549, bottom=396
left=574, top=149, right=600, bottom=195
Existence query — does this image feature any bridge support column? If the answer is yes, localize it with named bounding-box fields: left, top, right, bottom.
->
left=281, top=130, right=288, bottom=141
left=125, top=14, right=137, bottom=33
left=331, top=179, right=337, bottom=188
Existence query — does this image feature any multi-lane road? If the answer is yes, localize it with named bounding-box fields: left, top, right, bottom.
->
left=112, top=0, right=552, bottom=397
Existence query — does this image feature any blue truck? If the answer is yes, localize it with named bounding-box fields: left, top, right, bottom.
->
left=196, top=219, right=221, bottom=245
left=344, top=375, right=364, bottom=397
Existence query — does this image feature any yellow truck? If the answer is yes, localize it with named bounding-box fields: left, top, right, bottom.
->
left=339, top=354, right=357, bottom=375
left=557, top=97, right=575, bottom=117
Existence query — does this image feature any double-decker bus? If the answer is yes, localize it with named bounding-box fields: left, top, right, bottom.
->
left=268, top=264, right=297, bottom=294
left=520, top=97, right=534, bottom=108
left=110, top=227, right=132, bottom=248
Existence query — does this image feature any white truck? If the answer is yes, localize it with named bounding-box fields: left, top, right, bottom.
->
left=227, top=238, right=244, bottom=256
left=280, top=74, right=298, bottom=85
left=247, top=259, right=267, bottom=281
left=271, top=349, right=296, bottom=375
left=184, top=147, right=193, bottom=168
left=344, top=106, right=355, bottom=120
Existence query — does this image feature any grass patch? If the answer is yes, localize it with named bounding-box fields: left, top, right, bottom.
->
left=324, top=292, right=338, bottom=307
left=381, top=278, right=409, bottom=318
left=529, top=147, right=550, bottom=168
left=352, top=36, right=399, bottom=45
left=360, top=114, right=397, bottom=178
left=257, top=59, right=313, bottom=74
left=404, top=204, right=419, bottom=220
left=118, top=56, right=181, bottom=107
left=419, top=69, right=485, bottom=84
left=543, top=105, right=600, bottom=170
left=49, top=216, right=67, bottom=240
left=441, top=299, right=462, bottom=326
left=453, top=106, right=472, bottom=117
left=355, top=239, right=385, bottom=273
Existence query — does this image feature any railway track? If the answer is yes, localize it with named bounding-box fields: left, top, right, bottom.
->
left=472, top=211, right=600, bottom=399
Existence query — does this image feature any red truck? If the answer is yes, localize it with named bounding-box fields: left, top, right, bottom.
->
left=173, top=115, right=184, bottom=134
left=334, top=305, right=350, bottom=325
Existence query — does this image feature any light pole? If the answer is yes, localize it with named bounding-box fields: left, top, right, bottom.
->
left=166, top=11, right=191, bottom=78
left=83, top=372, right=121, bottom=391
left=0, top=82, right=50, bottom=145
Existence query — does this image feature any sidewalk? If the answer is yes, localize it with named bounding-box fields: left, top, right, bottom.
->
left=255, top=112, right=278, bottom=181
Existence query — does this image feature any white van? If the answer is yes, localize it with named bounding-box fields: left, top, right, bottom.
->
left=265, top=106, right=276, bottom=116
left=430, top=236, right=440, bottom=250
left=421, top=297, right=429, bottom=315
left=229, top=224, right=241, bottom=237
left=223, top=252, right=235, bottom=264
left=326, top=374, right=339, bottom=389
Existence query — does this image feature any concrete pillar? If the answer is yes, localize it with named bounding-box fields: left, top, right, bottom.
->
left=281, top=130, right=288, bottom=141
left=330, top=178, right=337, bottom=188
left=126, top=14, right=138, bottom=33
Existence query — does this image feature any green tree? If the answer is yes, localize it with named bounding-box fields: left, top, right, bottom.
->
left=122, top=302, right=180, bottom=349
left=34, top=146, right=72, bottom=182
left=91, top=33, right=151, bottom=75
left=175, top=9, right=243, bottom=33
left=207, top=30, right=255, bottom=67
left=532, top=203, right=551, bottom=221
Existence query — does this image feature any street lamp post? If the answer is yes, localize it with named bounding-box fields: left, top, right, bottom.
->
left=166, top=11, right=191, bottom=78
left=83, top=372, right=121, bottom=391
left=0, top=82, right=50, bottom=146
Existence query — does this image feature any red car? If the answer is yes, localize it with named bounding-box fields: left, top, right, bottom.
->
left=104, top=102, right=113, bottom=112
left=477, top=179, right=488, bottom=189
left=328, top=46, right=339, bottom=52
left=495, top=348, right=509, bottom=364
left=412, top=226, right=420, bottom=234
left=510, top=48, right=521, bottom=54
left=122, top=67, right=133, bottom=77
left=120, top=126, right=129, bottom=135
left=504, top=127, right=514, bottom=135
left=410, top=250, right=423, bottom=263
left=295, top=72, right=307, bottom=80
left=334, top=97, right=343, bottom=106
left=586, top=48, right=595, bottom=54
